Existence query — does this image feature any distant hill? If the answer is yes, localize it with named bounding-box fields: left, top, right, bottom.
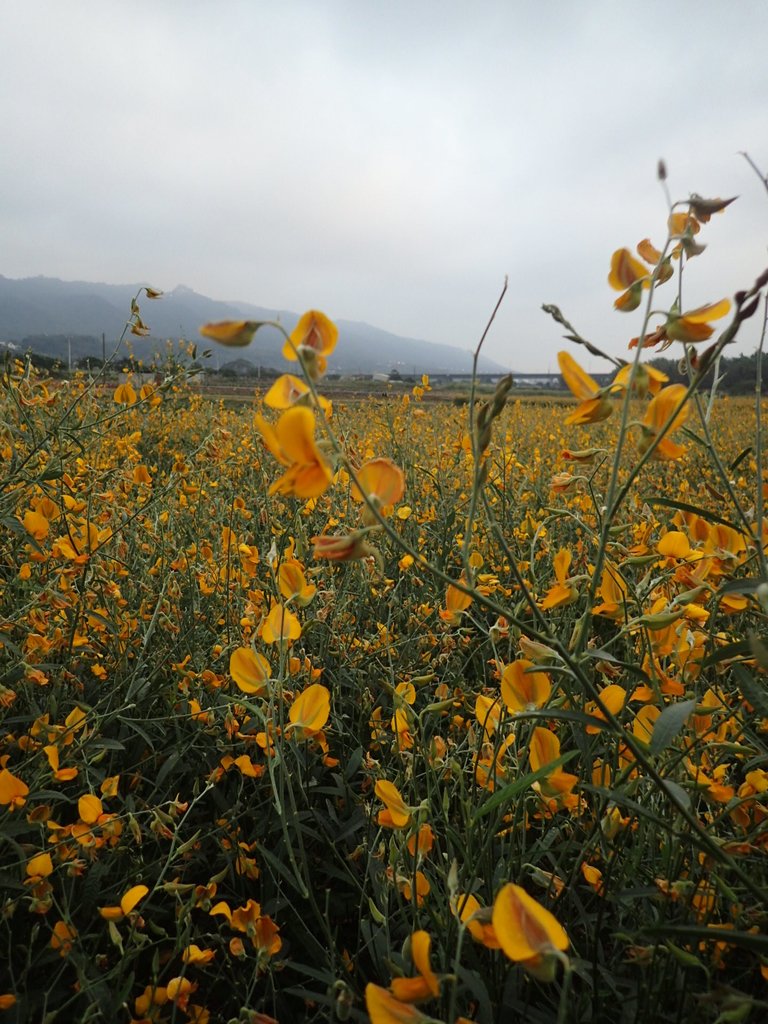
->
left=0, top=275, right=507, bottom=375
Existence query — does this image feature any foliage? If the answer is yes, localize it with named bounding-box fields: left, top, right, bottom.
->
left=1, top=178, right=768, bottom=1024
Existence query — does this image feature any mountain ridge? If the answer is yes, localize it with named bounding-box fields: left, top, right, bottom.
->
left=0, top=274, right=507, bottom=375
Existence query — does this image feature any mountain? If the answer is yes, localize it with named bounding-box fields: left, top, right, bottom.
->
left=0, top=275, right=507, bottom=375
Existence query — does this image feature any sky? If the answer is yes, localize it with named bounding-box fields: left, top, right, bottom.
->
left=2, top=0, right=767, bottom=372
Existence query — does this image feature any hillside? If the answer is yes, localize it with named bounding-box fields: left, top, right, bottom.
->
left=0, top=275, right=507, bottom=375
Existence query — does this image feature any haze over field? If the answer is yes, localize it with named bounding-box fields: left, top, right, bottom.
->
left=2, top=0, right=767, bottom=371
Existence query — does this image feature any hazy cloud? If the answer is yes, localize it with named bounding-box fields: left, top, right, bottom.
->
left=2, top=0, right=767, bottom=369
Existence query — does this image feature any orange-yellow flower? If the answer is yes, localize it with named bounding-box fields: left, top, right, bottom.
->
left=182, top=944, right=216, bottom=966
left=264, top=373, right=332, bottom=417
left=491, top=883, right=569, bottom=980
left=665, top=299, right=731, bottom=344
left=501, top=659, right=551, bottom=712
left=98, top=883, right=149, bottom=921
left=50, top=920, right=77, bottom=957
left=255, top=406, right=333, bottom=499
left=539, top=549, right=578, bottom=610
left=261, top=603, right=302, bottom=645
left=229, top=648, right=271, bottom=695
left=638, top=384, right=690, bottom=461
left=278, top=559, right=316, bottom=606
left=287, top=683, right=331, bottom=738
left=389, top=930, right=441, bottom=1003
left=0, top=768, right=29, bottom=810
left=611, top=361, right=668, bottom=397
left=282, top=310, right=338, bottom=378
left=439, top=580, right=472, bottom=625
left=365, top=984, right=430, bottom=1024
left=351, top=458, right=406, bottom=523
left=311, top=531, right=378, bottom=562
left=557, top=351, right=612, bottom=425
left=453, top=893, right=501, bottom=949
left=608, top=248, right=651, bottom=311
left=375, top=779, right=412, bottom=829
left=528, top=727, right=579, bottom=800
left=113, top=381, right=137, bottom=405
left=199, top=320, right=264, bottom=347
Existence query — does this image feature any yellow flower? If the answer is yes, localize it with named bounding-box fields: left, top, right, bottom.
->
left=611, top=361, right=668, bottom=397
left=282, top=310, right=338, bottom=378
left=557, top=351, right=612, bottom=425
left=389, top=930, right=441, bottom=1003
left=501, top=660, right=551, bottom=712
left=639, top=384, right=690, bottom=461
left=0, top=768, right=29, bottom=810
left=278, top=559, right=316, bottom=606
left=528, top=727, right=579, bottom=800
left=664, top=298, right=730, bottom=343
left=113, top=381, right=137, bottom=405
left=229, top=648, right=271, bottom=695
left=375, top=779, right=412, bottom=829
left=287, top=683, right=331, bottom=738
left=311, top=531, right=378, bottom=562
left=98, top=883, right=149, bottom=921
left=365, top=985, right=430, bottom=1024
left=182, top=944, right=216, bottom=966
left=453, top=892, right=501, bottom=949
left=351, top=458, right=406, bottom=523
left=26, top=852, right=54, bottom=879
left=491, top=883, right=569, bottom=980
left=199, top=320, right=264, bottom=347
left=255, top=406, right=333, bottom=499
left=539, top=549, right=578, bottom=610
left=264, top=373, right=332, bottom=417
left=438, top=580, right=472, bottom=625
left=608, top=248, right=651, bottom=311
left=50, top=920, right=77, bottom=957
left=261, top=603, right=302, bottom=645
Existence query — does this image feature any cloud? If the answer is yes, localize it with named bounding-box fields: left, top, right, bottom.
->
left=1, top=0, right=766, bottom=369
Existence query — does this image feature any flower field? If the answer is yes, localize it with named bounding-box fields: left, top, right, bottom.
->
left=2, top=192, right=768, bottom=1023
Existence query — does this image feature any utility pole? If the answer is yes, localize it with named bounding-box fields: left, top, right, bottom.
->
left=102, top=332, right=106, bottom=365
left=67, top=336, right=72, bottom=373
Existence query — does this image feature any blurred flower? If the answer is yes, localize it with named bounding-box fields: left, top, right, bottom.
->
left=351, top=458, right=406, bottom=524
left=557, top=351, right=612, bottom=424
left=255, top=406, right=333, bottom=499
left=282, top=310, right=338, bottom=378
left=312, top=531, right=379, bottom=562
left=638, top=384, right=690, bottom=460
left=264, top=373, right=332, bottom=416
left=608, top=248, right=651, bottom=311
left=199, top=320, right=264, bottom=347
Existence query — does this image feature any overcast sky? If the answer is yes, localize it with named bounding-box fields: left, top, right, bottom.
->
left=2, top=0, right=767, bottom=371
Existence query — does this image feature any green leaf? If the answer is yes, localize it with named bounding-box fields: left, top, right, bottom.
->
left=650, top=699, right=696, bottom=754
left=643, top=496, right=739, bottom=531
left=658, top=778, right=691, bottom=812
left=717, top=577, right=766, bottom=596
left=748, top=631, right=768, bottom=671
left=644, top=924, right=768, bottom=954
left=700, top=638, right=752, bottom=669
left=733, top=664, right=768, bottom=720
left=729, top=446, right=753, bottom=472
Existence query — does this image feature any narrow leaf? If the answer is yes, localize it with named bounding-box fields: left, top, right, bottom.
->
left=650, top=699, right=696, bottom=754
